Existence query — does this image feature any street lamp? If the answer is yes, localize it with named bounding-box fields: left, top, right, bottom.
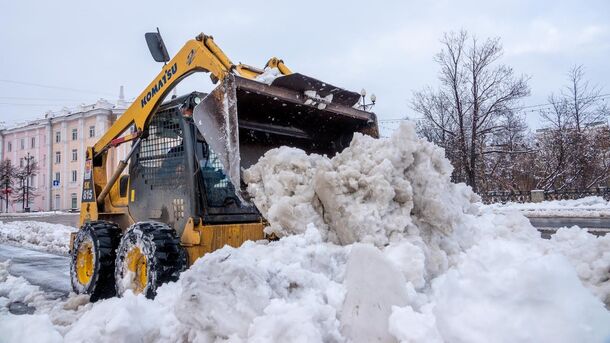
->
left=25, top=152, right=30, bottom=212
left=359, top=88, right=376, bottom=111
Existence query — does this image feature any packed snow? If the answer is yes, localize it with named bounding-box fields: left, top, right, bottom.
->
left=0, top=221, right=76, bottom=255
left=0, top=122, right=609, bottom=342
left=488, top=196, right=610, bottom=218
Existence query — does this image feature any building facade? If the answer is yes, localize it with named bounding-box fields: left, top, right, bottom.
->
left=0, top=118, right=49, bottom=212
left=0, top=92, right=129, bottom=212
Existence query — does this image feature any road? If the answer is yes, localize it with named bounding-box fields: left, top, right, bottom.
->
left=0, top=244, right=71, bottom=296
left=0, top=213, right=79, bottom=227
left=528, top=217, right=610, bottom=238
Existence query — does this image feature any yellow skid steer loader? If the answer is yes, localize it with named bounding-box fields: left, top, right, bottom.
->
left=70, top=31, right=378, bottom=300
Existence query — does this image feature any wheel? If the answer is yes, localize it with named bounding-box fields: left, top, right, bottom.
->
left=70, top=221, right=122, bottom=301
left=114, top=221, right=187, bottom=298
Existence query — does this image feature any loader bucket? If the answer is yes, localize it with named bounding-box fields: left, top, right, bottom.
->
left=193, top=73, right=378, bottom=196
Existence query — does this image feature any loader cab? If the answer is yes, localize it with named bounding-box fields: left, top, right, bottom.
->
left=128, top=92, right=260, bottom=235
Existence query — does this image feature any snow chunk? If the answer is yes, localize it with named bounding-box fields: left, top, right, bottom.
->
left=341, top=244, right=410, bottom=343
left=254, top=67, right=282, bottom=85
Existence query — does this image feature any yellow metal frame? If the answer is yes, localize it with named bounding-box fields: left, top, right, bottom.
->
left=93, top=34, right=291, bottom=154
left=181, top=218, right=265, bottom=266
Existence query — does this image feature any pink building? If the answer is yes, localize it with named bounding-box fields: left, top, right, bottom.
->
left=0, top=90, right=128, bottom=212
left=0, top=118, right=49, bottom=212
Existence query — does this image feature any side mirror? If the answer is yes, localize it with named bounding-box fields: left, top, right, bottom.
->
left=145, top=28, right=170, bottom=63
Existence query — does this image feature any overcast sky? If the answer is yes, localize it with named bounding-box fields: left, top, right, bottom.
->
left=0, top=0, right=608, bottom=130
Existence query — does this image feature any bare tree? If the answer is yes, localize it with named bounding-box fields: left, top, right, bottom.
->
left=0, top=160, right=15, bottom=212
left=536, top=65, right=609, bottom=190
left=481, top=112, right=536, bottom=192
left=413, top=30, right=530, bottom=192
left=12, top=154, right=39, bottom=211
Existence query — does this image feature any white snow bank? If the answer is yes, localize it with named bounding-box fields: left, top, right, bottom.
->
left=487, top=196, right=610, bottom=217
left=0, top=221, right=76, bottom=255
left=0, top=211, right=79, bottom=218
left=391, top=237, right=610, bottom=343
left=1, top=123, right=609, bottom=342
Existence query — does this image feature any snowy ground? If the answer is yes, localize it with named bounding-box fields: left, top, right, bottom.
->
left=0, top=123, right=609, bottom=342
left=0, top=221, right=76, bottom=255
left=487, top=196, right=610, bottom=218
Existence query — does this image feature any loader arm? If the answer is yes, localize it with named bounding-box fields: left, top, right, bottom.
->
left=93, top=34, right=290, bottom=154
left=82, top=31, right=377, bottom=227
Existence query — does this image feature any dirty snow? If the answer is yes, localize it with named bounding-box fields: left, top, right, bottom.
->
left=487, top=196, right=610, bottom=217
left=0, top=221, right=76, bottom=255
left=0, top=122, right=609, bottom=342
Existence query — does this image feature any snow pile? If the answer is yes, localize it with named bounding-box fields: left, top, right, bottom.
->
left=253, top=67, right=282, bottom=85
left=488, top=196, right=610, bottom=218
left=546, top=227, right=610, bottom=305
left=244, top=122, right=610, bottom=340
left=0, top=221, right=76, bottom=255
left=245, top=123, right=480, bottom=281
left=1, top=123, right=609, bottom=342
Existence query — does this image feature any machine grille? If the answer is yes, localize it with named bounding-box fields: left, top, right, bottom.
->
left=137, top=109, right=185, bottom=189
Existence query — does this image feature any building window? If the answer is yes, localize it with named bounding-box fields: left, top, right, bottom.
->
left=7, top=142, right=11, bottom=152
left=19, top=158, right=24, bottom=167
left=55, top=131, right=61, bottom=143
left=20, top=138, right=24, bottom=150
left=72, top=149, right=78, bottom=161
left=89, top=126, right=95, bottom=138
left=72, top=128, right=78, bottom=141
left=42, top=174, right=46, bottom=186
left=31, top=137, right=35, bottom=148
left=55, top=194, right=60, bottom=210
left=55, top=172, right=61, bottom=183
left=71, top=194, right=78, bottom=209
left=71, top=170, right=77, bottom=183
left=55, top=151, right=61, bottom=164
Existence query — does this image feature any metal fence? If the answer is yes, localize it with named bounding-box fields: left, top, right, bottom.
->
left=481, top=188, right=610, bottom=204
left=482, top=191, right=531, bottom=204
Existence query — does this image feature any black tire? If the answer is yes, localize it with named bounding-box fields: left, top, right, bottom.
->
left=70, top=221, right=122, bottom=301
left=114, top=221, right=187, bottom=299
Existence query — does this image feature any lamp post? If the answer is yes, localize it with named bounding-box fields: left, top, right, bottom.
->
left=25, top=152, right=30, bottom=212
left=359, top=89, right=376, bottom=111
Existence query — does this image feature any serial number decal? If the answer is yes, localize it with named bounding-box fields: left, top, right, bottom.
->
left=82, top=160, right=95, bottom=202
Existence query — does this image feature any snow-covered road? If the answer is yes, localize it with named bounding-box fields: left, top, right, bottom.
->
left=0, top=244, right=70, bottom=296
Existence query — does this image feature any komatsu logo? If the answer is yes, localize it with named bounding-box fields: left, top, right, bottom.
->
left=140, top=63, right=178, bottom=108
